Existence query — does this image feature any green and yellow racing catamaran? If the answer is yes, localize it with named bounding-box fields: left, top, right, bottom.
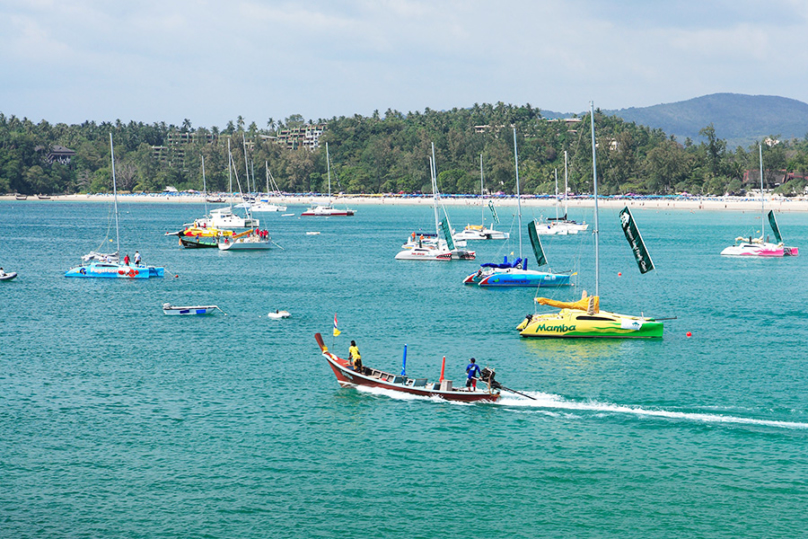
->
left=517, top=102, right=665, bottom=340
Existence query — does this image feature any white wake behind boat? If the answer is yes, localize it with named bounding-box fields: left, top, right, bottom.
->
left=162, top=303, right=223, bottom=315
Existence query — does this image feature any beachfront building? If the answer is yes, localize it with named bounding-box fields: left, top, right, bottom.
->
left=35, top=145, right=76, bottom=166
left=263, top=124, right=326, bottom=151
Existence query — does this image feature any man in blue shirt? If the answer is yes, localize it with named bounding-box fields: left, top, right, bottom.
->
left=466, top=358, right=481, bottom=391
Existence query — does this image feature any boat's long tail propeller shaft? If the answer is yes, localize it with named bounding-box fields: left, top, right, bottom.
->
left=481, top=367, right=536, bottom=401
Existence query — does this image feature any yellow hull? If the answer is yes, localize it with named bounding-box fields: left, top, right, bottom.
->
left=517, top=308, right=663, bottom=339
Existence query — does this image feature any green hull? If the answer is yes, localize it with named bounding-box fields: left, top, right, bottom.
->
left=518, top=309, right=664, bottom=339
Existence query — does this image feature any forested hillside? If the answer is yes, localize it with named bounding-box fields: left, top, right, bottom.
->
left=610, top=94, right=808, bottom=148
left=2, top=103, right=808, bottom=197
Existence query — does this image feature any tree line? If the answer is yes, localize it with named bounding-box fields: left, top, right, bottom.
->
left=2, top=104, right=807, bottom=196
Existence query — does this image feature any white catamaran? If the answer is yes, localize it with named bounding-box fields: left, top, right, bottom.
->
left=534, top=151, right=588, bottom=235
left=66, top=134, right=165, bottom=279
left=396, top=144, right=475, bottom=261
left=455, top=155, right=509, bottom=241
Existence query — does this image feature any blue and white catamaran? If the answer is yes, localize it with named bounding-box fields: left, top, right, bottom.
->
left=66, top=134, right=164, bottom=279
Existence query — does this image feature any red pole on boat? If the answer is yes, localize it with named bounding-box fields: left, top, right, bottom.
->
left=440, top=356, right=446, bottom=382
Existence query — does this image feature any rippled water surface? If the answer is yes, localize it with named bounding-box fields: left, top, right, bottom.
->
left=2, top=200, right=807, bottom=538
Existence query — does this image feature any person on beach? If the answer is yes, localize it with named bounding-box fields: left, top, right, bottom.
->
left=123, top=254, right=130, bottom=266
left=134, top=251, right=141, bottom=265
left=349, top=340, right=362, bottom=372
left=466, top=358, right=481, bottom=391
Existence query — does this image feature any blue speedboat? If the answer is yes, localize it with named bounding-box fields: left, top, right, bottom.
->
left=464, top=256, right=571, bottom=287
left=464, top=130, right=573, bottom=289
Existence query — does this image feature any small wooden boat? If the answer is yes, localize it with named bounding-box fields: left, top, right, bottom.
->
left=314, top=333, right=500, bottom=403
left=15, top=194, right=27, bottom=200
left=37, top=194, right=51, bottom=200
left=0, top=271, right=18, bottom=281
left=268, top=310, right=291, bottom=319
left=162, top=303, right=223, bottom=315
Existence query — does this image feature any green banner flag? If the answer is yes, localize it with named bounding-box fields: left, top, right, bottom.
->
left=767, top=210, right=782, bottom=243
left=527, top=221, right=547, bottom=267
left=440, top=220, right=455, bottom=251
left=619, top=207, right=654, bottom=274
left=488, top=200, right=500, bottom=224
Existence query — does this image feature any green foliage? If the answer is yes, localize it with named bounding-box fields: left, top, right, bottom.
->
left=2, top=105, right=807, bottom=196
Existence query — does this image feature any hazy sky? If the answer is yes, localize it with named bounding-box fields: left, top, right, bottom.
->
left=2, top=0, right=807, bottom=128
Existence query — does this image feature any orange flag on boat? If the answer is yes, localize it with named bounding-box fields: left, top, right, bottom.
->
left=333, top=313, right=341, bottom=337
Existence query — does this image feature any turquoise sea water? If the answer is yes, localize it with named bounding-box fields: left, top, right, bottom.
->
left=2, top=200, right=807, bottom=538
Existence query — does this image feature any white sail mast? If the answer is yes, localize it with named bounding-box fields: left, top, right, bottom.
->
left=227, top=138, right=233, bottom=210
left=513, top=127, right=522, bottom=261
left=759, top=142, right=765, bottom=240
left=109, top=133, right=120, bottom=257
left=590, top=101, right=600, bottom=297
left=202, top=155, right=208, bottom=218
left=554, top=169, right=559, bottom=220
left=564, top=150, right=569, bottom=218
left=480, top=154, right=485, bottom=226
left=430, top=146, right=440, bottom=235
left=326, top=142, right=332, bottom=201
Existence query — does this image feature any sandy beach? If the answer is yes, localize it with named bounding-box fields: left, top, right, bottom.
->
left=4, top=193, right=808, bottom=212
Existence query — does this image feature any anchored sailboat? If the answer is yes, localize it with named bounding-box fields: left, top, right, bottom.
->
left=194, top=139, right=260, bottom=230
left=455, top=155, right=509, bottom=241
left=721, top=143, right=798, bottom=257
left=302, top=142, right=355, bottom=216
left=395, top=145, right=475, bottom=261
left=535, top=152, right=589, bottom=235
left=66, top=134, right=164, bottom=279
left=251, top=162, right=287, bottom=212
left=517, top=103, right=663, bottom=338
left=464, top=128, right=571, bottom=287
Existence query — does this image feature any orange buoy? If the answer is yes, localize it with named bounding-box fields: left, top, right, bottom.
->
left=618, top=272, right=622, bottom=276
left=686, top=332, right=692, bottom=337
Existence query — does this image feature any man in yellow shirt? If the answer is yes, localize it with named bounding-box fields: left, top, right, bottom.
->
left=349, top=341, right=362, bottom=373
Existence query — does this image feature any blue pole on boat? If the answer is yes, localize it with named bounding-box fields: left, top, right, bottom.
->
left=401, top=344, right=407, bottom=376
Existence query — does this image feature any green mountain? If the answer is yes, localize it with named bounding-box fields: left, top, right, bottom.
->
left=604, top=93, right=808, bottom=148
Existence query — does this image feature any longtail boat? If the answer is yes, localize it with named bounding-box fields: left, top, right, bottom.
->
left=314, top=333, right=500, bottom=403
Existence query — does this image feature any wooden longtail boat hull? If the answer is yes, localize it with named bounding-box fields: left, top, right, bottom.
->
left=314, top=333, right=499, bottom=403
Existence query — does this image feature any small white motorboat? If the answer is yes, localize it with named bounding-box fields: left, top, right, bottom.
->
left=0, top=271, right=18, bottom=281
left=267, top=310, right=291, bottom=319
left=306, top=231, right=321, bottom=236
left=162, top=303, right=224, bottom=315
